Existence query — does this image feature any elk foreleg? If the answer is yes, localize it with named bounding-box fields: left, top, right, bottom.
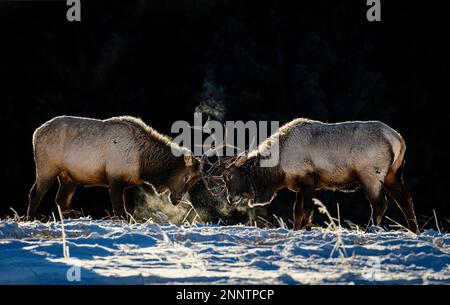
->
left=300, top=179, right=315, bottom=231
left=109, top=180, right=126, bottom=219
left=293, top=189, right=304, bottom=231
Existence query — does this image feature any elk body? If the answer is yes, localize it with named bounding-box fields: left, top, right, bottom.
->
left=28, top=115, right=201, bottom=219
left=222, top=118, right=419, bottom=233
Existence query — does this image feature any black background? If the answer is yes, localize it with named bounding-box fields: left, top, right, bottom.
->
left=0, top=0, right=449, bottom=230
left=0, top=285, right=445, bottom=303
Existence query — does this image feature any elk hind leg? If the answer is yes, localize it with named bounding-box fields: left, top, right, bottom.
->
left=384, top=173, right=419, bottom=233
left=55, top=174, right=78, bottom=217
left=360, top=175, right=388, bottom=230
left=28, top=174, right=57, bottom=219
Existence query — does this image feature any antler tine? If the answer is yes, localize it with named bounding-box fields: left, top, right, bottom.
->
left=197, top=145, right=226, bottom=196
left=198, top=134, right=243, bottom=196
left=203, top=178, right=227, bottom=196
left=198, top=141, right=222, bottom=172
left=199, top=142, right=226, bottom=173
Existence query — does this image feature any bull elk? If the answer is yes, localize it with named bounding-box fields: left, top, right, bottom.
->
left=27, top=115, right=202, bottom=219
left=221, top=118, right=419, bottom=233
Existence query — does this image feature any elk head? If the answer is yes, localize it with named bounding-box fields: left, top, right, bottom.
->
left=163, top=152, right=203, bottom=205
left=220, top=150, right=282, bottom=206
left=219, top=151, right=255, bottom=204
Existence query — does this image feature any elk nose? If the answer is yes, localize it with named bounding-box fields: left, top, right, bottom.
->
left=226, top=194, right=242, bottom=205
left=157, top=186, right=168, bottom=194
left=169, top=193, right=181, bottom=206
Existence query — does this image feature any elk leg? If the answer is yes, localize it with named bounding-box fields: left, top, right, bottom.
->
left=384, top=176, right=419, bottom=233
left=300, top=179, right=315, bottom=230
left=27, top=175, right=56, bottom=219
left=369, top=193, right=388, bottom=227
left=123, top=187, right=136, bottom=220
left=109, top=181, right=126, bottom=219
left=293, top=190, right=304, bottom=231
left=55, top=176, right=77, bottom=217
left=360, top=175, right=387, bottom=230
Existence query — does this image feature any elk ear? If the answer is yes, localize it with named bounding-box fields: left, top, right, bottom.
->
left=184, top=153, right=195, bottom=167
left=234, top=150, right=248, bottom=167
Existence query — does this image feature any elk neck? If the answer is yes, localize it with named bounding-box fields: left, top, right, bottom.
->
left=244, top=153, right=286, bottom=193
left=139, top=137, right=185, bottom=188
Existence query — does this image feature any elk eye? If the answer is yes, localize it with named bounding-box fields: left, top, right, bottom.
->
left=226, top=172, right=232, bottom=180
left=184, top=175, right=190, bottom=183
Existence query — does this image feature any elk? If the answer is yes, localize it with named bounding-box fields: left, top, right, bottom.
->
left=220, top=118, right=419, bottom=233
left=27, top=115, right=203, bottom=219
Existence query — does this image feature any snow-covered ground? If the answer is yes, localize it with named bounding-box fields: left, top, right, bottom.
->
left=0, top=219, right=449, bottom=284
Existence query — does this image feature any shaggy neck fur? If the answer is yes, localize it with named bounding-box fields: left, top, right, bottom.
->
left=243, top=153, right=285, bottom=197
left=108, top=116, right=186, bottom=188
left=140, top=140, right=185, bottom=188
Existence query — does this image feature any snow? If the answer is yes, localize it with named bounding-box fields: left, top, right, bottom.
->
left=0, top=219, right=449, bottom=284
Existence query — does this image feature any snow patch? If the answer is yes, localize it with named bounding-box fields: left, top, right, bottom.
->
left=0, top=219, right=449, bottom=284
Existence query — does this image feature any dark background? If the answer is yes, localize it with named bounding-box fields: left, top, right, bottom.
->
left=0, top=0, right=448, bottom=230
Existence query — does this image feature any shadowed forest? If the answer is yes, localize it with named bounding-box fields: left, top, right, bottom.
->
left=0, top=1, right=449, bottom=230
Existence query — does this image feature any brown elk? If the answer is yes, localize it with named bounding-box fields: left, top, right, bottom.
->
left=220, top=118, right=419, bottom=233
left=27, top=115, right=203, bottom=219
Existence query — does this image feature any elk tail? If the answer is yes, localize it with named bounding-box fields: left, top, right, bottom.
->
left=385, top=130, right=407, bottom=184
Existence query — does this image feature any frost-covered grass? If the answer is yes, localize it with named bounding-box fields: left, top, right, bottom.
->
left=0, top=218, right=449, bottom=284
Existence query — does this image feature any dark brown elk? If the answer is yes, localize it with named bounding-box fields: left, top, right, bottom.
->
left=27, top=115, right=202, bottom=219
left=221, top=118, right=419, bottom=233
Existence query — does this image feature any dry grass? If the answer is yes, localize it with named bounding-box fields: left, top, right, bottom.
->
left=2, top=199, right=447, bottom=234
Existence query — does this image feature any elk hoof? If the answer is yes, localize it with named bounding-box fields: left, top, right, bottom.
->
left=293, top=223, right=302, bottom=231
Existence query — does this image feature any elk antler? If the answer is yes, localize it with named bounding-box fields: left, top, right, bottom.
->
left=198, top=145, right=226, bottom=196
left=198, top=143, right=241, bottom=196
